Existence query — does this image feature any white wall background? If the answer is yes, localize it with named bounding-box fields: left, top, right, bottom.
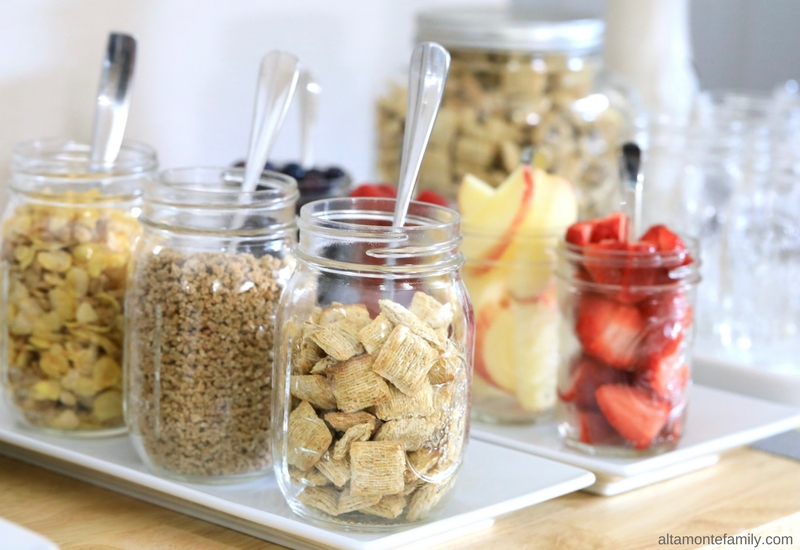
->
left=0, top=0, right=798, bottom=207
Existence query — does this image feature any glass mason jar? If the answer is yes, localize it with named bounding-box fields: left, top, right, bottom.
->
left=465, top=229, right=562, bottom=424
left=556, top=238, right=701, bottom=456
left=1, top=138, right=156, bottom=436
left=125, top=167, right=297, bottom=482
left=376, top=7, right=639, bottom=218
left=273, top=197, right=472, bottom=529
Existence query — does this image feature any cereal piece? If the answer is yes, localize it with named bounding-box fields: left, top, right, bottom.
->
left=315, top=452, right=350, bottom=487
left=92, top=356, right=121, bottom=389
left=374, top=417, right=437, bottom=452
left=406, top=483, right=445, bottom=522
left=288, top=401, right=333, bottom=471
left=30, top=380, right=61, bottom=401
left=332, top=423, right=373, bottom=461
left=75, top=302, right=99, bottom=324
left=319, top=303, right=371, bottom=328
left=297, top=326, right=324, bottom=374
left=378, top=299, right=443, bottom=349
left=40, top=348, right=70, bottom=378
left=327, top=355, right=390, bottom=413
left=92, top=390, right=122, bottom=421
left=50, top=410, right=80, bottom=430
left=359, top=494, right=407, bottom=519
left=428, top=348, right=460, bottom=385
left=350, top=441, right=405, bottom=497
left=324, top=411, right=380, bottom=433
left=310, top=321, right=365, bottom=361
left=372, top=326, right=438, bottom=396
left=298, top=486, right=341, bottom=516
left=310, top=356, right=338, bottom=375
left=37, top=250, right=72, bottom=272
left=409, top=292, right=453, bottom=330
left=337, top=487, right=381, bottom=514
left=289, top=466, right=331, bottom=487
left=374, top=384, right=434, bottom=421
left=404, top=448, right=441, bottom=484
left=291, top=375, right=337, bottom=410
left=358, top=314, right=394, bottom=355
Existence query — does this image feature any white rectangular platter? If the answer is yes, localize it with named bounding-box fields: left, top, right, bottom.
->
left=0, top=402, right=595, bottom=550
left=694, top=353, right=800, bottom=407
left=472, top=385, right=800, bottom=491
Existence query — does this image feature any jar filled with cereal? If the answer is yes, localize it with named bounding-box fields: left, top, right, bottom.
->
left=273, top=197, right=472, bottom=529
left=1, top=138, right=156, bottom=436
left=125, top=167, right=297, bottom=483
left=376, top=7, right=640, bottom=218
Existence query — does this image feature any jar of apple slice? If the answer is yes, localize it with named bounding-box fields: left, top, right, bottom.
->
left=459, top=163, right=578, bottom=423
left=556, top=213, right=701, bottom=455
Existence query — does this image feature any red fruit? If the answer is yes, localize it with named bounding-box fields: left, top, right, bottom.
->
left=575, top=293, right=644, bottom=369
left=559, top=354, right=629, bottom=410
left=416, top=189, right=449, bottom=207
left=578, top=411, right=624, bottom=445
left=590, top=212, right=629, bottom=243
left=350, top=183, right=397, bottom=198
left=581, top=241, right=658, bottom=304
left=639, top=290, right=692, bottom=363
left=640, top=224, right=693, bottom=266
left=595, top=385, right=671, bottom=450
left=566, top=221, right=594, bottom=246
left=635, top=341, right=690, bottom=399
left=583, top=240, right=627, bottom=285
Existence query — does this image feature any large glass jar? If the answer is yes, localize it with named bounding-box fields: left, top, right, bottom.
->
left=273, top=197, right=472, bottom=529
left=125, top=167, right=297, bottom=482
left=376, top=7, right=639, bottom=218
left=1, top=138, right=156, bottom=436
left=556, top=235, right=701, bottom=456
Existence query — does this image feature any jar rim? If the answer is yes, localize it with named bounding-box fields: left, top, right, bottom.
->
left=416, top=7, right=604, bottom=54
left=12, top=137, right=157, bottom=176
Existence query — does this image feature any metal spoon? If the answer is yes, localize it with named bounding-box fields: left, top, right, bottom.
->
left=89, top=32, right=137, bottom=169
left=241, top=51, right=301, bottom=194
left=619, top=142, right=643, bottom=240
left=392, top=42, right=450, bottom=228
left=298, top=70, right=321, bottom=170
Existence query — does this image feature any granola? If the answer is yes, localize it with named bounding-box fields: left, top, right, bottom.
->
left=284, top=293, right=468, bottom=523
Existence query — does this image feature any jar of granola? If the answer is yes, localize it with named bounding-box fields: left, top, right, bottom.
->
left=273, top=197, right=472, bottom=528
left=125, top=167, right=297, bottom=482
left=376, top=7, right=640, bottom=218
left=1, top=138, right=156, bottom=436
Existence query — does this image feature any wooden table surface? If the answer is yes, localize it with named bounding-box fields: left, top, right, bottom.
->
left=0, top=448, right=799, bottom=550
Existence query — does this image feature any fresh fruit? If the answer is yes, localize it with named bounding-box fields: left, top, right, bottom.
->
left=559, top=354, right=629, bottom=410
left=635, top=342, right=689, bottom=399
left=574, top=293, right=644, bottom=369
left=512, top=295, right=559, bottom=412
left=566, top=221, right=593, bottom=246
left=416, top=189, right=449, bottom=207
left=350, top=183, right=397, bottom=198
left=639, top=224, right=693, bottom=267
left=578, top=411, right=624, bottom=445
left=473, top=295, right=515, bottom=392
left=590, top=212, right=629, bottom=243
left=457, top=174, right=495, bottom=219
left=595, top=385, right=671, bottom=450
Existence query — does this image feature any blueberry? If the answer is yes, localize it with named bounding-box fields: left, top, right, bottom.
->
left=282, top=162, right=306, bottom=181
left=264, top=161, right=276, bottom=172
left=232, top=160, right=245, bottom=168
left=324, top=166, right=345, bottom=179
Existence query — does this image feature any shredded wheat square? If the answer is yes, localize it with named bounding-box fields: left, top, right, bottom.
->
left=350, top=441, right=405, bottom=497
left=327, top=354, right=390, bottom=413
left=372, top=325, right=438, bottom=395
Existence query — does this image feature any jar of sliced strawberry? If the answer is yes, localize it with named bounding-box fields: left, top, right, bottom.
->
left=556, top=213, right=701, bottom=456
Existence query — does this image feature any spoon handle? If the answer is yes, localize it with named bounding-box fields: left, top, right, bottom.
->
left=619, top=142, right=643, bottom=240
left=393, top=42, right=450, bottom=228
left=242, top=51, right=301, bottom=193
left=89, top=33, right=136, bottom=167
left=299, top=71, right=320, bottom=169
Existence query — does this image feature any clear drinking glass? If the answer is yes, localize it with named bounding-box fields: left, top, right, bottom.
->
left=125, top=167, right=297, bottom=482
left=273, top=197, right=472, bottom=529
left=1, top=138, right=156, bottom=436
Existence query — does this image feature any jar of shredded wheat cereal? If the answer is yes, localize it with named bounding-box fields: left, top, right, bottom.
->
left=125, top=167, right=297, bottom=482
left=273, top=197, right=473, bottom=529
left=1, top=138, right=156, bottom=436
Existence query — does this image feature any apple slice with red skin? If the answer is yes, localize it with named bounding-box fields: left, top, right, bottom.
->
left=473, top=294, right=515, bottom=392
left=596, top=384, right=671, bottom=450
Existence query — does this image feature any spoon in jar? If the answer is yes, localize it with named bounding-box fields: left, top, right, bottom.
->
left=392, top=42, right=451, bottom=228
left=88, top=32, right=137, bottom=171
left=299, top=70, right=321, bottom=170
left=241, top=50, right=301, bottom=194
left=619, top=142, right=643, bottom=240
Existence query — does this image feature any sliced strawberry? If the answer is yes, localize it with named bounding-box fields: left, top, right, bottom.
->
left=416, top=189, right=449, bottom=207
left=635, top=341, right=689, bottom=399
left=639, top=289, right=692, bottom=363
left=640, top=224, right=693, bottom=267
left=583, top=240, right=627, bottom=285
left=578, top=410, right=624, bottom=445
left=590, top=212, right=629, bottom=243
left=350, top=183, right=397, bottom=198
left=559, top=354, right=629, bottom=410
left=566, top=221, right=594, bottom=246
left=595, top=385, right=671, bottom=450
left=575, top=293, right=644, bottom=369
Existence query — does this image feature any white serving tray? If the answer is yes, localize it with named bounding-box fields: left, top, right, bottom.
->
left=472, top=385, right=800, bottom=496
left=0, top=517, right=58, bottom=550
left=0, top=403, right=594, bottom=550
left=694, top=353, right=800, bottom=407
